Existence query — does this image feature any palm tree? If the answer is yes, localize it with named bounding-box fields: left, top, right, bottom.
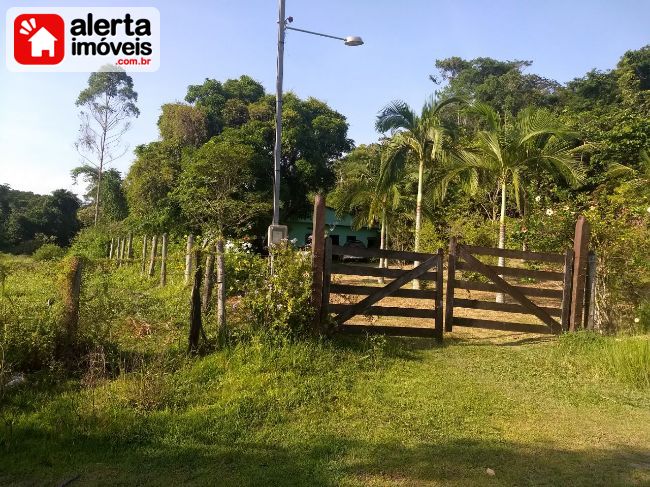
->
left=330, top=144, right=406, bottom=283
left=442, top=104, right=585, bottom=301
left=376, top=97, right=460, bottom=288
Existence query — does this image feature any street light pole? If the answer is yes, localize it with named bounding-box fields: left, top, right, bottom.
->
left=272, top=0, right=286, bottom=226
left=269, top=0, right=363, bottom=243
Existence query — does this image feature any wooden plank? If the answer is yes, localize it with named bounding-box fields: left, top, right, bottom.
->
left=444, top=237, right=457, bottom=332
left=331, top=263, right=437, bottom=281
left=331, top=245, right=435, bottom=262
left=458, top=246, right=562, bottom=333
left=454, top=280, right=563, bottom=299
left=454, top=298, right=562, bottom=317
left=321, top=237, right=332, bottom=325
left=330, top=284, right=436, bottom=299
left=334, top=255, right=438, bottom=325
left=461, top=244, right=565, bottom=264
left=339, top=324, right=438, bottom=338
left=560, top=249, right=574, bottom=331
left=311, top=194, right=326, bottom=333
left=452, top=317, right=554, bottom=334
left=456, top=261, right=564, bottom=281
left=570, top=216, right=591, bottom=331
left=330, top=304, right=436, bottom=319
left=435, top=248, right=444, bottom=341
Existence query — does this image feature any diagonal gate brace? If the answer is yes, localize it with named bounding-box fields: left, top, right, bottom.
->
left=334, top=255, right=438, bottom=326
left=458, top=246, right=562, bottom=334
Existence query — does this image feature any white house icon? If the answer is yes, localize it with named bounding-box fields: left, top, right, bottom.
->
left=28, top=27, right=57, bottom=57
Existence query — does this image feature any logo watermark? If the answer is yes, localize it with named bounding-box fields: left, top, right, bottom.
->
left=6, top=7, right=160, bottom=72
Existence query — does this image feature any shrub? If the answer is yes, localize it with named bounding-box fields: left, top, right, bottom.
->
left=69, top=226, right=112, bottom=260
left=234, top=242, right=313, bottom=340
left=32, top=244, right=66, bottom=261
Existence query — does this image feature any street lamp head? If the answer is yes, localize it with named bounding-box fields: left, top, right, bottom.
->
left=344, top=36, right=364, bottom=46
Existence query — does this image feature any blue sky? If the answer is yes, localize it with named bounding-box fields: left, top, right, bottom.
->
left=1, top=0, right=649, bottom=196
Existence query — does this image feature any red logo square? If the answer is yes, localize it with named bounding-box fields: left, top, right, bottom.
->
left=14, top=14, right=65, bottom=65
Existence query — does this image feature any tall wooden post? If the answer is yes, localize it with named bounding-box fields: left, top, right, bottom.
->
left=188, top=250, right=203, bottom=354
left=141, top=235, right=148, bottom=275
left=61, top=257, right=82, bottom=348
left=184, top=234, right=194, bottom=286
left=320, top=236, right=332, bottom=330
left=311, top=194, right=326, bottom=332
left=118, top=237, right=126, bottom=267
left=584, top=251, right=597, bottom=330
left=109, top=238, right=114, bottom=259
left=202, top=244, right=216, bottom=314
left=160, top=233, right=168, bottom=286
left=560, top=248, right=574, bottom=332
left=126, top=232, right=133, bottom=260
left=148, top=235, right=158, bottom=278
left=435, top=248, right=444, bottom=342
left=570, top=216, right=591, bottom=331
left=444, top=237, right=457, bottom=332
left=216, top=238, right=226, bottom=344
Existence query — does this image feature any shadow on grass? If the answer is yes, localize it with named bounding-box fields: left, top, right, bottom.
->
left=1, top=431, right=648, bottom=486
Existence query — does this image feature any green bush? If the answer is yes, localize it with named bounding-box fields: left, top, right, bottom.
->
left=32, top=243, right=66, bottom=261
left=234, top=243, right=313, bottom=340
left=69, top=226, right=111, bottom=260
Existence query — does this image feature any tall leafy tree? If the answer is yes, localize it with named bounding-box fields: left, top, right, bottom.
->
left=71, top=167, right=128, bottom=226
left=445, top=104, right=585, bottom=299
left=376, top=97, right=460, bottom=287
left=75, top=68, right=139, bottom=226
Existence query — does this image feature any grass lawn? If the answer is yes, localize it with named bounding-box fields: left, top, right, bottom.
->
left=1, top=328, right=649, bottom=486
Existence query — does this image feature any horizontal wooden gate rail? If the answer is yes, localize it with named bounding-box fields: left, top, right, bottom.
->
left=445, top=239, right=574, bottom=335
left=322, top=241, right=444, bottom=341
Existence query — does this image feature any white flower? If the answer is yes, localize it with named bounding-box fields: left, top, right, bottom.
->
left=634, top=317, right=640, bottom=323
left=535, top=195, right=541, bottom=202
left=563, top=206, right=570, bottom=211
left=545, top=208, right=554, bottom=216
left=290, top=238, right=297, bottom=244
left=225, top=240, right=235, bottom=250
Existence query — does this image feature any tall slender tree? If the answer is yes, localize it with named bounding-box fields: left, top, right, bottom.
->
left=75, top=68, right=139, bottom=226
left=442, top=103, right=585, bottom=301
left=376, top=97, right=460, bottom=288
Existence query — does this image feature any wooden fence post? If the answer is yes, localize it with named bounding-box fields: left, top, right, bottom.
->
left=435, top=248, right=444, bottom=341
left=202, top=244, right=216, bottom=314
left=311, top=194, right=326, bottom=332
left=141, top=235, right=148, bottom=275
left=114, top=237, right=121, bottom=263
left=570, top=216, right=591, bottom=331
left=148, top=235, right=158, bottom=278
left=61, top=257, right=82, bottom=347
left=320, top=236, right=332, bottom=329
left=444, top=237, right=457, bottom=332
left=109, top=238, right=114, bottom=259
left=584, top=251, right=597, bottom=330
left=188, top=250, right=203, bottom=354
left=160, top=233, right=168, bottom=286
left=118, top=237, right=126, bottom=267
left=126, top=232, right=133, bottom=260
left=184, top=234, right=194, bottom=286
left=560, top=248, right=574, bottom=331
left=216, top=238, right=226, bottom=344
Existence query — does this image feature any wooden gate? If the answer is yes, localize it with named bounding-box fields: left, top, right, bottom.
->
left=321, top=240, right=445, bottom=341
left=444, top=239, right=573, bottom=334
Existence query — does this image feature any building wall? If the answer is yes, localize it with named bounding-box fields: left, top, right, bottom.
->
left=287, top=208, right=379, bottom=248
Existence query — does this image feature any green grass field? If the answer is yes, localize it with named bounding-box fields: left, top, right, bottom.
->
left=1, top=329, right=649, bottom=486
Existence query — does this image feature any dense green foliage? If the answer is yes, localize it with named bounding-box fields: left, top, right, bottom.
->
left=0, top=186, right=80, bottom=253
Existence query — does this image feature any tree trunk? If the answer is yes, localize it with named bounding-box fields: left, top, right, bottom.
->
left=141, top=235, right=148, bottom=275
left=188, top=250, right=203, bottom=354
left=497, top=180, right=507, bottom=303
left=412, top=156, right=425, bottom=290
left=148, top=235, right=158, bottom=278
left=160, top=233, right=168, bottom=286
left=184, top=234, right=194, bottom=286
left=216, top=238, right=226, bottom=345
left=93, top=166, right=102, bottom=226
left=378, top=210, right=386, bottom=285
left=201, top=244, right=216, bottom=314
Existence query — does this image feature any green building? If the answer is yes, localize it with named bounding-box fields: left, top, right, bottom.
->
left=287, top=207, right=380, bottom=248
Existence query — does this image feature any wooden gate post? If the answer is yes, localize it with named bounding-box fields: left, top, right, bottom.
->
left=311, top=194, right=326, bottom=332
left=560, top=248, right=574, bottom=331
left=320, top=237, right=332, bottom=329
left=569, top=216, right=591, bottom=331
left=584, top=251, right=597, bottom=330
left=444, top=237, right=457, bottom=332
left=435, top=248, right=444, bottom=341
